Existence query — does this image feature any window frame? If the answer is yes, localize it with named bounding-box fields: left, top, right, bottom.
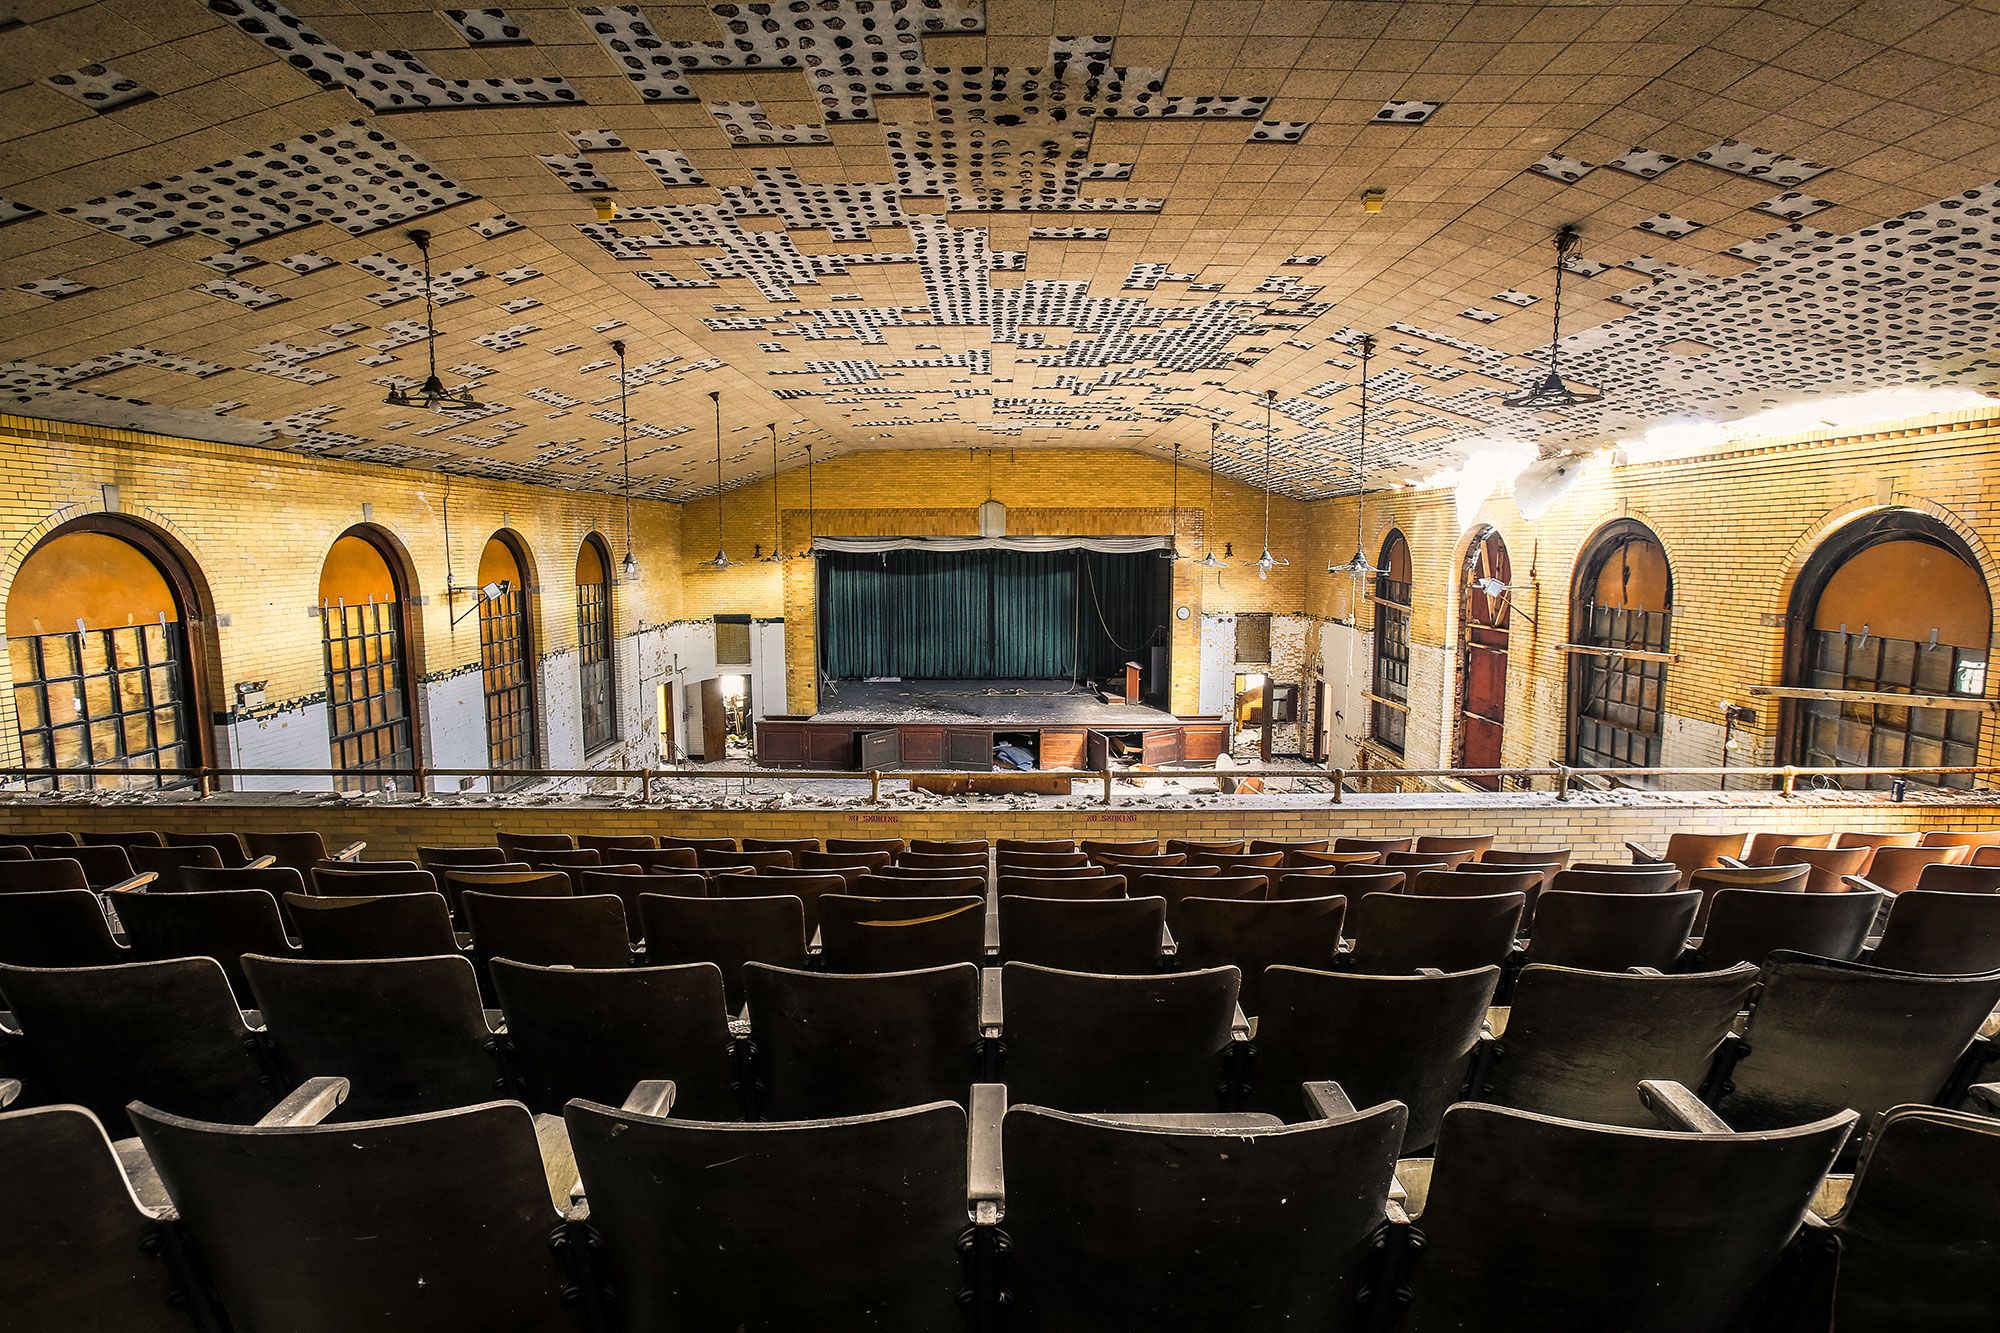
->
left=577, top=535, right=618, bottom=753
left=318, top=527, right=419, bottom=794
left=1370, top=530, right=1411, bottom=757
left=1566, top=519, right=1672, bottom=776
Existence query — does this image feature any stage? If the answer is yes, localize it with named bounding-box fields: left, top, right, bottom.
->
left=756, top=679, right=1231, bottom=771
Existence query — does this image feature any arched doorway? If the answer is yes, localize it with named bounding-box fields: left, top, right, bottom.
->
left=1783, top=511, right=1989, bottom=790
left=1569, top=520, right=1673, bottom=774
left=478, top=532, right=539, bottom=783
left=576, top=534, right=617, bottom=752
left=1370, top=529, right=1412, bottom=756
left=319, top=527, right=419, bottom=792
left=1456, top=526, right=1511, bottom=787
left=5, top=517, right=212, bottom=790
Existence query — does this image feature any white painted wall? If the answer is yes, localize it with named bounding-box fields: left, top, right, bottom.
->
left=422, top=669, right=488, bottom=793
left=220, top=701, right=335, bottom=793
left=752, top=619, right=788, bottom=720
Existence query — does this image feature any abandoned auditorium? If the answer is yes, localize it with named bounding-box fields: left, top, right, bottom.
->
left=3, top=0, right=2000, bottom=1328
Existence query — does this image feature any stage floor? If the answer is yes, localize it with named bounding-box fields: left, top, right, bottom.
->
left=810, top=679, right=1174, bottom=727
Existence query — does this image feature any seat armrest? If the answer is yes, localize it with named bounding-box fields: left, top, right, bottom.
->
left=1416, top=967, right=1445, bottom=978
left=1718, top=856, right=1750, bottom=869
left=620, top=1079, right=676, bottom=1117
left=1968, top=1082, right=2000, bottom=1117
left=968, top=1082, right=1006, bottom=1223
left=258, top=1076, right=348, bottom=1127
left=1629, top=965, right=1664, bottom=976
left=979, top=967, right=1004, bottom=1038
left=1302, top=1080, right=1356, bottom=1120
left=1638, top=1079, right=1730, bottom=1133
left=245, top=855, right=278, bottom=871
left=105, top=872, right=158, bottom=894
left=483, top=1008, right=507, bottom=1034
left=982, top=910, right=998, bottom=958
left=1231, top=1002, right=1251, bottom=1043
left=331, top=841, right=367, bottom=862
left=1841, top=874, right=1889, bottom=895
left=1625, top=841, right=1662, bottom=865
left=0, top=1078, right=18, bottom=1108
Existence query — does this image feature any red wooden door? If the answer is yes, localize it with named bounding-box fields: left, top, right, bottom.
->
left=1458, top=529, right=1511, bottom=788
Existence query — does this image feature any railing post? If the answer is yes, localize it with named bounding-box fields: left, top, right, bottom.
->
left=869, top=769, right=881, bottom=804
left=1102, top=766, right=1114, bottom=806
left=639, top=768, right=653, bottom=804
left=1781, top=765, right=1797, bottom=798
left=1331, top=768, right=1344, bottom=804
left=1555, top=765, right=1572, bottom=802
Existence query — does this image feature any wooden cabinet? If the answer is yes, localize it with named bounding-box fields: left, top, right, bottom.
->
left=755, top=720, right=809, bottom=766
left=1178, top=722, right=1230, bottom=764
left=899, top=727, right=948, bottom=767
left=945, top=729, right=993, bottom=771
left=1040, top=728, right=1087, bottom=770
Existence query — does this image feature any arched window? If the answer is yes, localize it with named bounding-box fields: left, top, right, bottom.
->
left=1569, top=520, right=1672, bottom=773
left=1786, top=513, right=1989, bottom=790
left=1370, top=530, right=1412, bottom=756
left=576, top=535, right=617, bottom=752
left=319, top=528, right=417, bottom=792
left=1455, top=526, right=1511, bottom=788
left=478, top=533, right=538, bottom=781
left=6, top=518, right=208, bottom=790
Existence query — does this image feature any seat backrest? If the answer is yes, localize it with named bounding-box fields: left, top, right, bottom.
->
left=312, top=865, right=440, bottom=901
left=0, top=958, right=272, bottom=1136
left=493, top=831, right=575, bottom=857
left=1166, top=838, right=1246, bottom=856
left=0, top=844, right=28, bottom=860
left=243, top=953, right=501, bottom=1119
left=1081, top=838, right=1160, bottom=858
left=825, top=837, right=907, bottom=856
left=1779, top=844, right=1873, bottom=893
left=660, top=835, right=738, bottom=854
left=78, top=829, right=165, bottom=849
left=997, top=838, right=1077, bottom=854
left=997, top=873, right=1125, bottom=900
left=896, top=851, right=988, bottom=872
left=0, top=1104, right=194, bottom=1331
left=462, top=891, right=632, bottom=970
left=438, top=869, right=571, bottom=918
left=240, top=831, right=328, bottom=874
left=1092, top=851, right=1188, bottom=872
left=996, top=850, right=1092, bottom=872
left=1551, top=864, right=1681, bottom=895
left=1185, top=851, right=1284, bottom=884
left=1483, top=964, right=1760, bottom=1128
left=909, top=838, right=989, bottom=856
left=1715, top=953, right=2000, bottom=1129
left=1413, top=867, right=1541, bottom=899
left=818, top=895, right=985, bottom=973
left=1172, top=895, right=1347, bottom=1014
left=117, top=888, right=292, bottom=1003
left=1914, top=862, right=2000, bottom=893
left=1287, top=849, right=1383, bottom=869
left=1696, top=887, right=1880, bottom=969
left=1248, top=837, right=1332, bottom=855
left=575, top=868, right=703, bottom=940
left=283, top=892, right=457, bottom=961
left=640, top=892, right=806, bottom=1009
left=1405, top=1102, right=1854, bottom=1332
left=1866, top=844, right=1971, bottom=893
left=1346, top=892, right=1524, bottom=974
left=522, top=848, right=604, bottom=870
left=128, top=844, right=224, bottom=890
left=745, top=962, right=981, bottom=1119
left=1918, top=830, right=2000, bottom=851
left=1383, top=850, right=1470, bottom=871
left=180, top=864, right=308, bottom=905
left=1481, top=847, right=1573, bottom=872
left=1829, top=1105, right=2000, bottom=1333
left=1003, top=1099, right=1406, bottom=1332
left=1655, top=832, right=1749, bottom=886
left=1333, top=835, right=1413, bottom=854
left=0, top=856, right=90, bottom=894
left=1685, top=862, right=1809, bottom=928
left=853, top=872, right=986, bottom=900
left=999, top=895, right=1164, bottom=974
left=576, top=834, right=657, bottom=854
left=1741, top=831, right=1834, bottom=865
left=699, top=848, right=797, bottom=873
left=0, top=889, right=125, bottom=967
left=1835, top=831, right=1922, bottom=852
left=490, top=959, right=737, bottom=1119
left=1134, top=871, right=1262, bottom=912
left=1251, top=965, right=1498, bottom=1149
left=1868, top=890, right=2000, bottom=974
left=1414, top=833, right=1496, bottom=856
left=998, top=963, right=1239, bottom=1114
left=415, top=845, right=511, bottom=871
left=134, top=1098, right=576, bottom=1332
left=710, top=870, right=848, bottom=932
left=1529, top=890, right=1700, bottom=972
left=565, top=1098, right=966, bottom=1329
left=624, top=846, right=701, bottom=873
left=56, top=844, right=139, bottom=889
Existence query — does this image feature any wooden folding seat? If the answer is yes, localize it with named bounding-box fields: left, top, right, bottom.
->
left=1479, top=964, right=1759, bottom=1128
left=1683, top=864, right=1808, bottom=931
left=1345, top=892, right=1524, bottom=975
left=897, top=850, right=989, bottom=872
left=1969, top=842, right=2000, bottom=865
left=462, top=891, right=632, bottom=971
left=46, top=844, right=142, bottom=891
left=244, top=831, right=364, bottom=875
left=1771, top=843, right=1871, bottom=893
left=1247, top=965, right=1499, bottom=1148
left=1624, top=830, right=1748, bottom=888
left=659, top=835, right=738, bottom=853
left=0, top=1102, right=203, bottom=1331
left=909, top=837, right=989, bottom=856
left=620, top=845, right=700, bottom=873
left=1853, top=844, right=1970, bottom=895
left=1415, top=833, right=1496, bottom=857
left=825, top=836, right=907, bottom=857
left=0, top=890, right=127, bottom=967
left=998, top=838, right=1077, bottom=855
left=996, top=873, right=1125, bottom=900
left=438, top=869, right=570, bottom=919
left=0, top=844, right=28, bottom=861
left=819, top=894, right=985, bottom=972
left=798, top=849, right=891, bottom=879
left=415, top=845, right=511, bottom=872
left=576, top=868, right=704, bottom=939
left=1479, top=846, right=1573, bottom=876
left=127, top=844, right=225, bottom=892
left=1835, top=831, right=1922, bottom=853
left=565, top=1094, right=965, bottom=1329
left=1333, top=835, right=1413, bottom=854
left=77, top=829, right=165, bottom=848
left=244, top=953, right=507, bottom=1119
left=854, top=871, right=986, bottom=900
left=995, top=1085, right=1404, bottom=1331
left=1397, top=1094, right=1854, bottom=1331
left=698, top=847, right=795, bottom=874
left=1088, top=851, right=1185, bottom=873
left=640, top=892, right=807, bottom=1009
left=118, top=888, right=295, bottom=1003
left=1711, top=953, right=2000, bottom=1132
left=1919, top=830, right=2000, bottom=852
left=1819, top=1103, right=2000, bottom=1333
left=1286, top=849, right=1382, bottom=869
left=1411, top=867, right=1540, bottom=899
left=284, top=892, right=458, bottom=962
left=1173, top=895, right=1346, bottom=1014
left=710, top=870, right=848, bottom=934
left=1165, top=838, right=1245, bottom=857
left=0, top=958, right=274, bottom=1135
left=313, top=856, right=418, bottom=875
left=1081, top=837, right=1160, bottom=858
left=314, top=864, right=441, bottom=907
left=9, top=831, right=78, bottom=847
left=492, top=830, right=574, bottom=858
left=745, top=961, right=981, bottom=1118
left=997, top=862, right=1099, bottom=879
left=491, top=958, right=737, bottom=1119
left=1278, top=868, right=1397, bottom=900
left=997, top=850, right=1092, bottom=872
left=181, top=863, right=306, bottom=900
left=991, top=963, right=1239, bottom=1114
left=1905, top=863, right=2000, bottom=894
left=1384, top=849, right=1472, bottom=871
left=521, top=847, right=605, bottom=871
left=1134, top=870, right=1262, bottom=913
left=1740, top=830, right=1835, bottom=865
left=1527, top=890, right=1700, bottom=972
left=133, top=1092, right=581, bottom=1333
left=1866, top=890, right=2000, bottom=974
left=1548, top=864, right=1680, bottom=894
left=1248, top=837, right=1332, bottom=855
left=1692, top=887, right=1880, bottom=969
left=999, top=895, right=1165, bottom=974
left=576, top=833, right=658, bottom=855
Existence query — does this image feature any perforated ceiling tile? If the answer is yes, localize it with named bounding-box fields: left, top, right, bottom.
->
left=1756, top=191, right=1835, bottom=220
left=18, top=278, right=91, bottom=299
left=1635, top=213, right=1704, bottom=238
left=443, top=8, right=527, bottom=46
left=0, top=197, right=37, bottom=226
left=1529, top=153, right=1595, bottom=183
left=1372, top=100, right=1443, bottom=125
left=1605, top=148, right=1681, bottom=179
left=1695, top=140, right=1831, bottom=187
left=41, top=65, right=152, bottom=112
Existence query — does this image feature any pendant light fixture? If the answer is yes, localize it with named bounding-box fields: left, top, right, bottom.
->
left=1503, top=223, right=1603, bottom=410
left=384, top=229, right=488, bottom=412
left=1329, top=334, right=1382, bottom=579
left=1160, top=438, right=1184, bottom=560
left=1254, top=389, right=1290, bottom=581
left=1199, top=420, right=1228, bottom=569
left=611, top=340, right=638, bottom=581
left=761, top=422, right=789, bottom=563
left=803, top=440, right=817, bottom=558
left=699, top=390, right=733, bottom=570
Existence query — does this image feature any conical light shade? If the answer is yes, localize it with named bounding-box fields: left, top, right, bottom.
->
left=702, top=549, right=734, bottom=570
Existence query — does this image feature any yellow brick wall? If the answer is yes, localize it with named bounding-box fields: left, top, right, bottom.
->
left=0, top=416, right=684, bottom=772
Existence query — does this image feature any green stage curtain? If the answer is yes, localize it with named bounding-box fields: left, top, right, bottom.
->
left=818, top=548, right=1162, bottom=681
